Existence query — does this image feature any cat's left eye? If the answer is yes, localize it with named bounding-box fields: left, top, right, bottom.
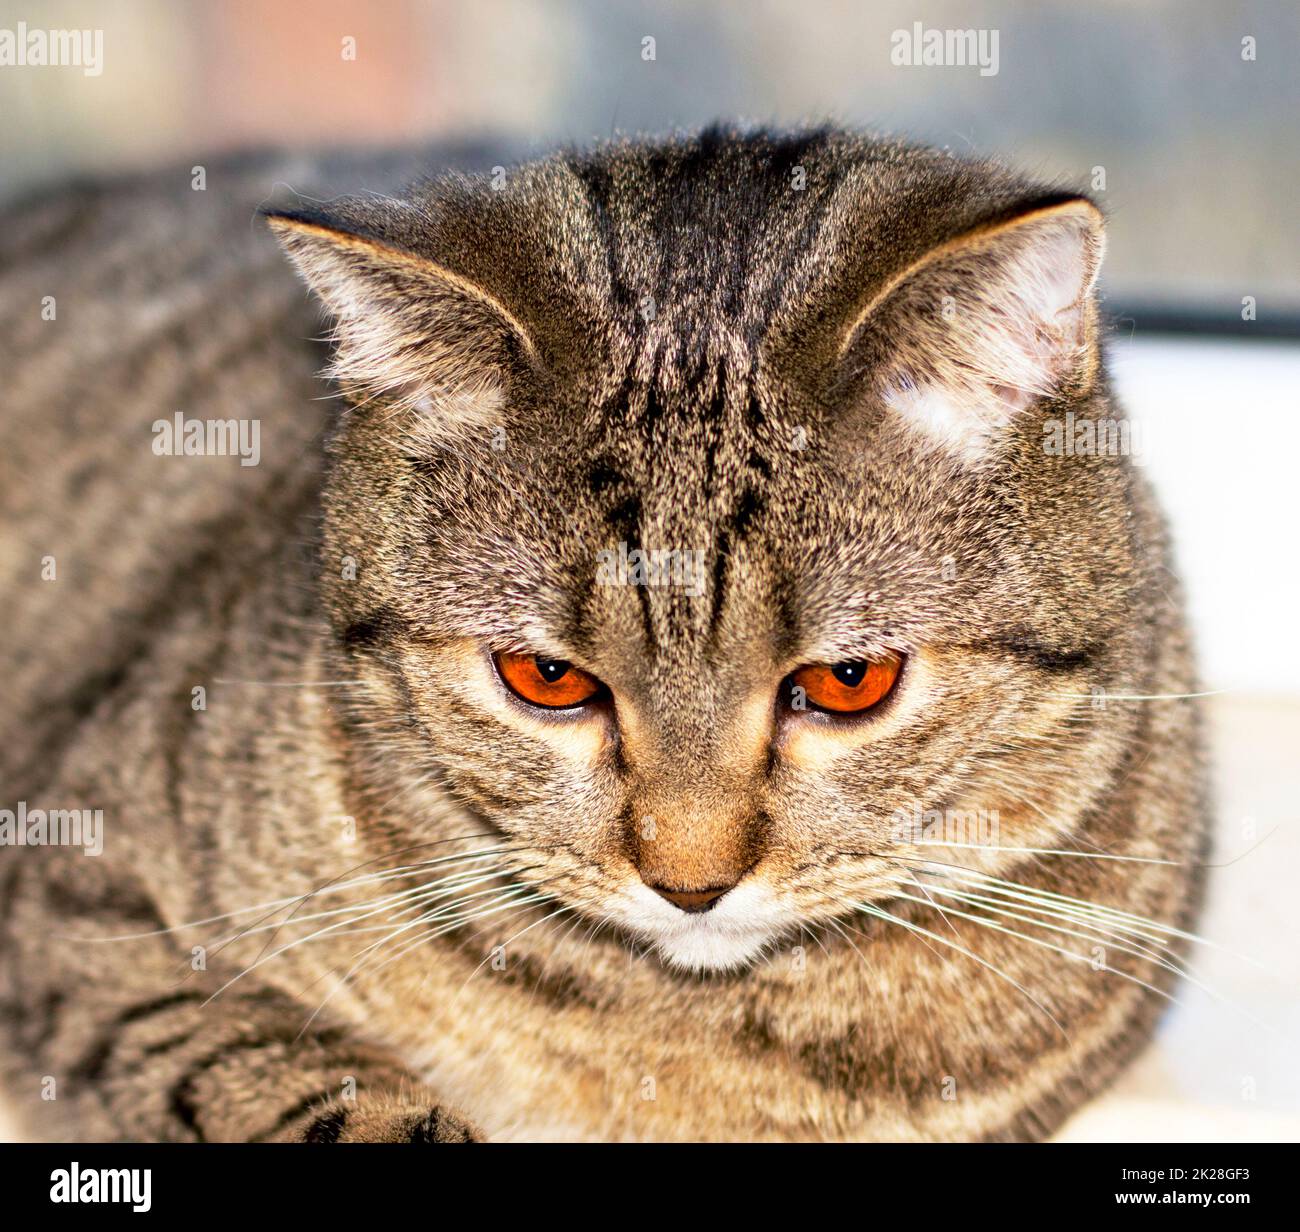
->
left=494, top=651, right=604, bottom=710
left=786, top=653, right=903, bottom=715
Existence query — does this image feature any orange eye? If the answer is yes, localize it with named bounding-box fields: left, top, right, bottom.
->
left=789, top=654, right=903, bottom=715
left=494, top=651, right=603, bottom=710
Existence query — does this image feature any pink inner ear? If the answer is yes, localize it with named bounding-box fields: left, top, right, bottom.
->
left=882, top=382, right=1022, bottom=465
left=876, top=208, right=1102, bottom=464
left=268, top=215, right=537, bottom=430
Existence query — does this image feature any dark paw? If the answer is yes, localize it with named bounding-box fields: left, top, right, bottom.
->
left=292, top=1096, right=482, bottom=1142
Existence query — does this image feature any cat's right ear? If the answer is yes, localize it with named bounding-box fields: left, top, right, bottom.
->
left=833, top=196, right=1106, bottom=465
left=264, top=208, right=539, bottom=427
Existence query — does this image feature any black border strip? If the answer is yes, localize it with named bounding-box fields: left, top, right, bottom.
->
left=1104, top=303, right=1300, bottom=341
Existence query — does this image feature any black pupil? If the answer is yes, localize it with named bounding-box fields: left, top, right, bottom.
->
left=831, top=661, right=867, bottom=687
left=535, top=657, right=571, bottom=684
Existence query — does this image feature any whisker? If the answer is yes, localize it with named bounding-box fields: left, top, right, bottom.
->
left=76, top=834, right=531, bottom=942
left=295, top=888, right=558, bottom=1037
left=1047, top=689, right=1229, bottom=701
left=839, top=897, right=1068, bottom=1037
left=886, top=881, right=1275, bottom=1033
left=910, top=861, right=1254, bottom=963
left=902, top=838, right=1181, bottom=866
left=200, top=871, right=516, bottom=1004
left=898, top=879, right=1205, bottom=990
left=207, top=860, right=544, bottom=954
left=916, top=868, right=1190, bottom=957
left=210, top=679, right=368, bottom=688
left=898, top=875, right=964, bottom=939
left=822, top=915, right=878, bottom=976
left=453, top=904, right=576, bottom=997
left=240, top=843, right=555, bottom=964
left=883, top=890, right=1184, bottom=1007
left=800, top=921, right=836, bottom=963
left=201, top=864, right=551, bottom=1005
left=78, top=836, right=551, bottom=951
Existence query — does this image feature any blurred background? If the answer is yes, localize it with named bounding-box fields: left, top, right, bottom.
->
left=3, top=0, right=1299, bottom=313
left=1, top=0, right=1296, bottom=1141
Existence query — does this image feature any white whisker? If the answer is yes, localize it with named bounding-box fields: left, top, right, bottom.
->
left=903, top=838, right=1181, bottom=866
left=1048, top=689, right=1228, bottom=701
left=885, top=890, right=1184, bottom=1006
left=898, top=879, right=1204, bottom=989
left=840, top=896, right=1068, bottom=1037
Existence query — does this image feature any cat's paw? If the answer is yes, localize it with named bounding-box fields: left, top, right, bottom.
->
left=288, top=1094, right=483, bottom=1142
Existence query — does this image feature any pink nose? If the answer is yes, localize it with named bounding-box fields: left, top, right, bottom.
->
left=647, top=883, right=734, bottom=913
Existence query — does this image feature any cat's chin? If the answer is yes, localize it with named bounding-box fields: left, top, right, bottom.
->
left=604, top=880, right=794, bottom=974
left=650, top=928, right=776, bottom=973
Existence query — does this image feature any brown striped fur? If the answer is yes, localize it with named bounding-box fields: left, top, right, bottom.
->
left=0, top=129, right=1207, bottom=1141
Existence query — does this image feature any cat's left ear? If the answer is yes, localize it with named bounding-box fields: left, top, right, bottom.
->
left=264, top=208, right=538, bottom=427
left=841, top=197, right=1106, bottom=464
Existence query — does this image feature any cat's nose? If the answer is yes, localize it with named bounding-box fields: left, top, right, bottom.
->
left=647, top=883, right=735, bottom=913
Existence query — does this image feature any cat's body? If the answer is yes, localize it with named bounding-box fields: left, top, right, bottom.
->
left=0, top=129, right=1207, bottom=1142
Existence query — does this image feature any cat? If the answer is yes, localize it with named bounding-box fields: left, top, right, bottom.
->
left=0, top=126, right=1208, bottom=1142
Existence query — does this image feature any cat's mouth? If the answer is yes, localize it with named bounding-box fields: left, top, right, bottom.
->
left=602, top=877, right=799, bottom=973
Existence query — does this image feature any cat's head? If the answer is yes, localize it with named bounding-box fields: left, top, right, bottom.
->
left=267, top=127, right=1140, bottom=972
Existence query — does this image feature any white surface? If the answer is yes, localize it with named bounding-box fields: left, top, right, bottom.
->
left=1057, top=338, right=1300, bottom=1141
left=1108, top=335, right=1300, bottom=694
left=1057, top=693, right=1300, bottom=1142
left=1062, top=340, right=1300, bottom=1142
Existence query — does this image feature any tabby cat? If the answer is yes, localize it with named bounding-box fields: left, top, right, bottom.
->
left=0, top=127, right=1207, bottom=1142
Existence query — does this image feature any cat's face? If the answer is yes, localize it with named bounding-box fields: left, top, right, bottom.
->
left=272, top=130, right=1136, bottom=971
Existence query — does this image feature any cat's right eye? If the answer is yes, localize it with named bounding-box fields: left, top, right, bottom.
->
left=786, top=653, right=904, bottom=716
left=494, top=651, right=605, bottom=710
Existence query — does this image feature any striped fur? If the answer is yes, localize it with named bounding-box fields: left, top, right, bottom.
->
left=0, top=129, right=1206, bottom=1141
